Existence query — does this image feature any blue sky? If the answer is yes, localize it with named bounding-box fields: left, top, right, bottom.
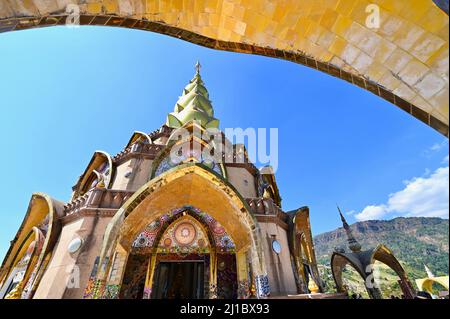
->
left=0, top=26, right=448, bottom=262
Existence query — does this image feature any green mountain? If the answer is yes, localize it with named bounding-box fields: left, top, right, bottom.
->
left=313, top=217, right=449, bottom=296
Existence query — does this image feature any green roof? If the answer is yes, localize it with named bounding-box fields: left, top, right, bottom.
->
left=166, top=62, right=219, bottom=129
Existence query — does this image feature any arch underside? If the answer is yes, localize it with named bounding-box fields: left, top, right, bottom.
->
left=331, top=244, right=415, bottom=298
left=110, top=164, right=257, bottom=252
left=0, top=192, right=64, bottom=299
left=0, top=1, right=448, bottom=136
left=416, top=276, right=449, bottom=293
left=93, top=163, right=267, bottom=298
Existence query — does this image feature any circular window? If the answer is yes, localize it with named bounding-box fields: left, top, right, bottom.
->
left=272, top=240, right=282, bottom=254
left=68, top=237, right=83, bottom=254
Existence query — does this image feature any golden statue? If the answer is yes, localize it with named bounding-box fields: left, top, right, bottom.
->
left=308, top=279, right=320, bottom=294
left=4, top=281, right=24, bottom=299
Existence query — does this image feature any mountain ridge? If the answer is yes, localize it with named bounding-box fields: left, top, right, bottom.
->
left=313, top=216, right=449, bottom=283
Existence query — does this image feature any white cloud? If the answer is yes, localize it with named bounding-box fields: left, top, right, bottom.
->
left=443, top=155, right=449, bottom=164
left=423, top=140, right=448, bottom=158
left=346, top=210, right=356, bottom=216
left=430, top=142, right=445, bottom=151
left=355, top=166, right=449, bottom=221
left=355, top=205, right=387, bottom=220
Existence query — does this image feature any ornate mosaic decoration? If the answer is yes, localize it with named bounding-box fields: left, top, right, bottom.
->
left=118, top=254, right=149, bottom=299
left=132, top=206, right=235, bottom=254
left=103, top=284, right=120, bottom=299
left=157, top=217, right=209, bottom=255
left=255, top=275, right=270, bottom=298
left=83, top=256, right=100, bottom=299
left=238, top=280, right=250, bottom=299
left=174, top=222, right=197, bottom=246
left=154, top=152, right=224, bottom=178
left=154, top=156, right=177, bottom=177
left=174, top=222, right=197, bottom=247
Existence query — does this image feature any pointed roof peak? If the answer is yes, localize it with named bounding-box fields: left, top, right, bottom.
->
left=195, top=60, right=201, bottom=75
left=337, top=205, right=347, bottom=224
left=424, top=264, right=435, bottom=278
left=166, top=62, right=219, bottom=129
left=337, top=205, right=362, bottom=253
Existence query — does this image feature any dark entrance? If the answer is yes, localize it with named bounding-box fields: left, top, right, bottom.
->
left=151, top=261, right=205, bottom=299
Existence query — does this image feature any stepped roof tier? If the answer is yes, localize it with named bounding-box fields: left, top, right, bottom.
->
left=166, top=62, right=219, bottom=129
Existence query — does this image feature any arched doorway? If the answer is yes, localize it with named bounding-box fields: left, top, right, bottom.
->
left=119, top=207, right=238, bottom=299
left=90, top=163, right=269, bottom=299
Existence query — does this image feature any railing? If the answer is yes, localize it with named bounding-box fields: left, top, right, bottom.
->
left=112, top=142, right=165, bottom=163
left=246, top=197, right=284, bottom=217
left=64, top=189, right=283, bottom=219
left=64, top=189, right=135, bottom=216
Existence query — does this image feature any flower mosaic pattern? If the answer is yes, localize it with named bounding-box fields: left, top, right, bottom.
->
left=132, top=207, right=235, bottom=253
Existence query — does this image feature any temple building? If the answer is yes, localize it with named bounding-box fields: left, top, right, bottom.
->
left=0, top=63, right=323, bottom=299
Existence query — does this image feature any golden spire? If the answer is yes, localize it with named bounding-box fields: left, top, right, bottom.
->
left=166, top=61, right=219, bottom=129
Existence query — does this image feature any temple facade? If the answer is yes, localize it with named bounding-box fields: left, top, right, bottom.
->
left=0, top=63, right=323, bottom=299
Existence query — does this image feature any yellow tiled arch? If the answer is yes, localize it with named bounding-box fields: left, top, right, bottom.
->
left=0, top=0, right=448, bottom=136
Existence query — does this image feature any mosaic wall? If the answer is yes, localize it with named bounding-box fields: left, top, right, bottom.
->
left=132, top=206, right=235, bottom=254
left=103, top=284, right=120, bottom=299
left=154, top=153, right=223, bottom=178
left=119, top=254, right=148, bottom=299
left=83, top=256, right=100, bottom=299
left=255, top=275, right=270, bottom=298
left=158, top=217, right=210, bottom=255
left=217, top=254, right=238, bottom=299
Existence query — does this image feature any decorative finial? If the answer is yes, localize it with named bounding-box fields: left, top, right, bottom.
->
left=337, top=205, right=346, bottom=224
left=195, top=60, right=201, bottom=74
left=337, top=205, right=362, bottom=253
left=424, top=264, right=434, bottom=278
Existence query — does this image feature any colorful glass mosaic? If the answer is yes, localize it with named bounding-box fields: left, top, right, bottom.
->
left=118, top=254, right=148, bottom=299
left=255, top=275, right=270, bottom=298
left=154, top=152, right=223, bottom=178
left=83, top=256, right=100, bottom=299
left=217, top=254, right=238, bottom=299
left=132, top=206, right=235, bottom=253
